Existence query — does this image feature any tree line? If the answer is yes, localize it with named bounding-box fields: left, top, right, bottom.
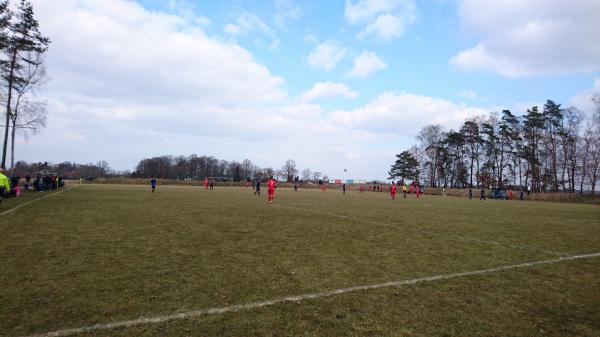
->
left=389, top=97, right=600, bottom=194
left=134, top=155, right=329, bottom=183
left=12, top=160, right=115, bottom=179
left=11, top=156, right=331, bottom=183
left=0, top=0, right=49, bottom=170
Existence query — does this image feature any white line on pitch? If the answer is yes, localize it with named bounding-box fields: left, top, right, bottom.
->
left=0, top=185, right=77, bottom=216
left=276, top=205, right=566, bottom=256
left=22, top=252, right=600, bottom=337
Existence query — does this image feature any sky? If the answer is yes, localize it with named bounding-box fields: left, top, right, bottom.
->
left=13, top=0, right=600, bottom=180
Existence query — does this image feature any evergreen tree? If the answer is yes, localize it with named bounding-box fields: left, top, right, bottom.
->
left=389, top=151, right=418, bottom=184
left=460, top=120, right=482, bottom=188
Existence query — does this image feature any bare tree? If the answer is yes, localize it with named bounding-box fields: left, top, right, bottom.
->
left=584, top=93, right=600, bottom=194
left=9, top=51, right=47, bottom=169
left=281, top=159, right=298, bottom=182
left=240, top=159, right=253, bottom=179
left=416, top=124, right=445, bottom=187
left=560, top=107, right=583, bottom=192
left=301, top=168, right=311, bottom=182
left=96, top=160, right=111, bottom=177
left=263, top=167, right=275, bottom=178
left=312, top=171, right=321, bottom=181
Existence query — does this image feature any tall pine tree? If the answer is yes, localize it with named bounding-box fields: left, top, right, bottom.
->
left=1, top=0, right=49, bottom=169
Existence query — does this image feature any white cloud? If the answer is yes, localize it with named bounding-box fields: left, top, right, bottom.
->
left=457, top=89, right=478, bottom=100
left=307, top=41, right=347, bottom=70
left=347, top=51, right=387, bottom=77
left=223, top=10, right=271, bottom=36
left=274, top=0, right=302, bottom=28
left=304, top=33, right=318, bottom=44
left=224, top=23, right=241, bottom=34
left=300, top=82, right=359, bottom=102
left=33, top=0, right=286, bottom=106
left=331, top=92, right=487, bottom=133
left=451, top=0, right=600, bottom=77
left=166, top=0, right=211, bottom=26
left=570, top=78, right=600, bottom=114
left=345, top=0, right=418, bottom=40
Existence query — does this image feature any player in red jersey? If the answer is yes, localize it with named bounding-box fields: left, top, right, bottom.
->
left=416, top=184, right=421, bottom=198
left=267, top=176, right=276, bottom=203
left=390, top=182, right=397, bottom=200
left=204, top=178, right=209, bottom=190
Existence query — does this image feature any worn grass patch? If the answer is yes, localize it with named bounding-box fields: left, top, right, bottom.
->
left=1, top=185, right=599, bottom=336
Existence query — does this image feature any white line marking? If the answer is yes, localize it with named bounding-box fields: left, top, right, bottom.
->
left=277, top=205, right=566, bottom=256
left=22, top=252, right=600, bottom=337
left=0, top=186, right=76, bottom=216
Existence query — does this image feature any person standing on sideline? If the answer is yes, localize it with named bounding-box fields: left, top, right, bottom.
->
left=267, top=176, right=276, bottom=203
left=390, top=181, right=397, bottom=200
left=480, top=188, right=486, bottom=200
left=0, top=168, right=10, bottom=204
left=468, top=188, right=473, bottom=199
left=255, top=180, right=261, bottom=196
left=150, top=177, right=157, bottom=193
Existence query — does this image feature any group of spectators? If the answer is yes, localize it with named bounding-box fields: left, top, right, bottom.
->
left=0, top=168, right=64, bottom=204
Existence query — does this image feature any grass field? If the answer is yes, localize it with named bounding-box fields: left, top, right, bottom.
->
left=1, top=184, right=599, bottom=337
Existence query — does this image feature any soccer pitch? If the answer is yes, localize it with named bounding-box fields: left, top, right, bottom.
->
left=2, top=184, right=600, bottom=337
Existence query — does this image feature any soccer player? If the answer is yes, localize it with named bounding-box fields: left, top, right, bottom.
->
left=204, top=178, right=209, bottom=190
left=402, top=184, right=407, bottom=198
left=415, top=184, right=421, bottom=198
left=468, top=188, right=473, bottom=199
left=255, top=180, right=261, bottom=196
left=150, top=177, right=157, bottom=193
left=267, top=176, right=276, bottom=203
left=480, top=189, right=486, bottom=200
left=390, top=182, right=397, bottom=200
left=209, top=180, right=214, bottom=191
left=508, top=189, right=513, bottom=200
left=342, top=183, right=346, bottom=194
left=294, top=182, right=298, bottom=192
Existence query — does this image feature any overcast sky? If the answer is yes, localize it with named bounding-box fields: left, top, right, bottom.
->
left=13, top=0, right=600, bottom=180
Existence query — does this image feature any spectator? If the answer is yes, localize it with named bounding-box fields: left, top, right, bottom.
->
left=0, top=168, right=10, bottom=203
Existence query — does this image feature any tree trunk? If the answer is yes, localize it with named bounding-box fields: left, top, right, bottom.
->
left=579, top=140, right=589, bottom=193
left=10, top=116, right=16, bottom=170
left=469, top=149, right=474, bottom=188
left=1, top=50, right=18, bottom=169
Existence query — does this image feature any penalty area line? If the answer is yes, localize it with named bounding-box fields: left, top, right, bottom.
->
left=22, top=252, right=600, bottom=337
left=1, top=185, right=77, bottom=216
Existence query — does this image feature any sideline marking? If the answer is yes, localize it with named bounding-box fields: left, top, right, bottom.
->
left=277, top=205, right=566, bottom=256
left=0, top=185, right=77, bottom=216
left=23, top=252, right=600, bottom=337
